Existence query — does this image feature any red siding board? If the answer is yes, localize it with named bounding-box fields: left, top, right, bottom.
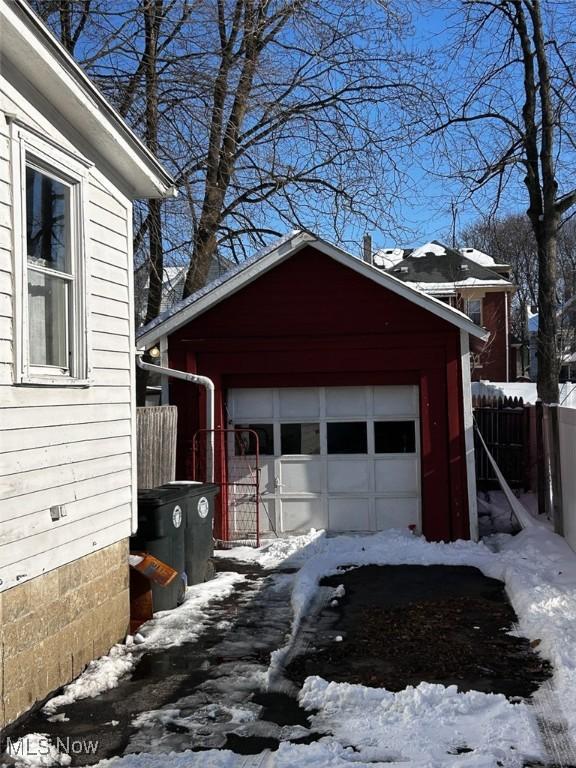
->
left=168, top=245, right=471, bottom=541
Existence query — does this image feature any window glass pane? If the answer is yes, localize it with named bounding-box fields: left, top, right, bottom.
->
left=28, top=270, right=68, bottom=368
left=374, top=421, right=416, bottom=453
left=234, top=424, right=274, bottom=456
left=26, top=166, right=69, bottom=273
left=327, top=422, right=367, bottom=454
left=281, top=423, right=320, bottom=454
left=466, top=299, right=482, bottom=325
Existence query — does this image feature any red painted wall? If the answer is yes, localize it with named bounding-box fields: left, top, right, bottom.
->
left=168, top=246, right=471, bottom=541
left=471, top=292, right=509, bottom=381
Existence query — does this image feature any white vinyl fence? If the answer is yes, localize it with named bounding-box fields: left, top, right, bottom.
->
left=557, top=406, right=576, bottom=552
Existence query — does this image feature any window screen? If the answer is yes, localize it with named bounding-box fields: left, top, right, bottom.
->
left=327, top=422, right=367, bottom=454
left=374, top=421, right=416, bottom=453
left=281, top=423, right=320, bottom=454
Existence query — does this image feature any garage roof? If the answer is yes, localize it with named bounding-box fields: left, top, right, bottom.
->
left=137, top=232, right=490, bottom=349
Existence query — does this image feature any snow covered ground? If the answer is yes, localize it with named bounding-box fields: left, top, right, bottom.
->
left=9, top=526, right=576, bottom=768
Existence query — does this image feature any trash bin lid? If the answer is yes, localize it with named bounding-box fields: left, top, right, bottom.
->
left=159, top=482, right=220, bottom=497
left=137, top=486, right=194, bottom=506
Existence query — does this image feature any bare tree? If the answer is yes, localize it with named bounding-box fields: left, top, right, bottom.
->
left=421, top=0, right=576, bottom=402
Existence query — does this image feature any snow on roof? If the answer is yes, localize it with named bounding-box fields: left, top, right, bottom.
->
left=458, top=247, right=498, bottom=268
left=409, top=241, right=447, bottom=258
left=406, top=276, right=510, bottom=293
left=373, top=247, right=405, bottom=269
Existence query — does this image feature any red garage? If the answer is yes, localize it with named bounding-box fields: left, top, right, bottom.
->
left=137, top=233, right=487, bottom=542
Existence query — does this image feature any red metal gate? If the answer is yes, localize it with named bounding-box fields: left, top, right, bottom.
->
left=192, top=428, right=260, bottom=547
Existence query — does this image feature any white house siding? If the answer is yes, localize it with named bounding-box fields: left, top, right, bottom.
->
left=0, top=72, right=136, bottom=594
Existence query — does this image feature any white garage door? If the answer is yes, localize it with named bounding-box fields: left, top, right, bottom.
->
left=227, top=386, right=421, bottom=534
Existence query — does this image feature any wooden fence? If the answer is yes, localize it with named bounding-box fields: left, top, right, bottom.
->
left=472, top=395, right=531, bottom=491
left=136, top=406, right=178, bottom=488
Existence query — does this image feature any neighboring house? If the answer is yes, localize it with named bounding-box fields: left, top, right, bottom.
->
left=528, top=299, right=576, bottom=382
left=0, top=0, right=173, bottom=729
left=373, top=242, right=517, bottom=382
left=137, top=232, right=487, bottom=544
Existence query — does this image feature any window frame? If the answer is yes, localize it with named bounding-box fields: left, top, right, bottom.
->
left=11, top=122, right=92, bottom=386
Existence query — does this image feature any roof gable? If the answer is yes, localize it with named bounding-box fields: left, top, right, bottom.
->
left=137, top=233, right=488, bottom=348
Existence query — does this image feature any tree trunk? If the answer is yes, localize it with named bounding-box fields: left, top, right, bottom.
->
left=136, top=0, right=163, bottom=407
left=536, top=229, right=560, bottom=402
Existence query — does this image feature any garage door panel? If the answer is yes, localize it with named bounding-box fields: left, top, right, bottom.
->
left=375, top=498, right=419, bottom=530
left=259, top=499, right=275, bottom=533
left=278, top=388, right=320, bottom=418
left=327, top=459, right=370, bottom=492
left=257, top=460, right=274, bottom=494
left=325, top=387, right=368, bottom=417
left=281, top=498, right=326, bottom=531
left=229, top=388, right=274, bottom=419
left=281, top=459, right=322, bottom=493
left=374, top=458, right=419, bottom=494
left=329, top=498, right=370, bottom=531
left=373, top=385, right=418, bottom=417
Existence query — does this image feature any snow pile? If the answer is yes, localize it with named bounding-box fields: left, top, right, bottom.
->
left=299, top=677, right=542, bottom=766
left=42, top=572, right=245, bottom=714
left=43, top=647, right=135, bottom=715
left=213, top=528, right=326, bottom=569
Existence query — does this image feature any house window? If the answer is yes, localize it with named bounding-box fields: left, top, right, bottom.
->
left=11, top=123, right=90, bottom=385
left=437, top=295, right=456, bottom=307
left=466, top=298, right=482, bottom=326
left=26, top=166, right=73, bottom=370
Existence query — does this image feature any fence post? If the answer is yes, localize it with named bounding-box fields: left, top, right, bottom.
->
left=535, top=400, right=546, bottom=515
left=548, top=404, right=564, bottom=536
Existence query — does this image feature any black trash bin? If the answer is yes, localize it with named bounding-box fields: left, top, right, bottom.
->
left=131, top=487, right=188, bottom=612
left=161, top=482, right=220, bottom=586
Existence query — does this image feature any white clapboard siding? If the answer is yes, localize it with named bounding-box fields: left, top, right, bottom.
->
left=1, top=451, right=132, bottom=500
left=0, top=339, right=12, bottom=365
left=0, top=518, right=132, bottom=592
left=93, top=331, right=131, bottom=354
left=0, top=316, right=11, bottom=340
left=91, top=368, right=132, bottom=386
left=0, top=402, right=131, bottom=430
left=91, top=294, right=130, bottom=320
left=0, top=385, right=130, bottom=408
left=0, top=293, right=12, bottom=318
left=92, top=349, right=131, bottom=370
left=92, top=276, right=129, bottom=304
left=89, top=183, right=127, bottom=221
left=0, top=419, right=131, bottom=453
left=91, top=259, right=128, bottom=286
left=91, top=221, right=128, bottom=254
left=0, top=245, right=12, bottom=271
left=0, top=269, right=11, bottom=295
left=91, top=313, right=130, bottom=336
left=2, top=435, right=131, bottom=477
left=0, top=501, right=133, bottom=565
left=0, top=486, right=132, bottom=548
left=0, top=469, right=131, bottom=523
